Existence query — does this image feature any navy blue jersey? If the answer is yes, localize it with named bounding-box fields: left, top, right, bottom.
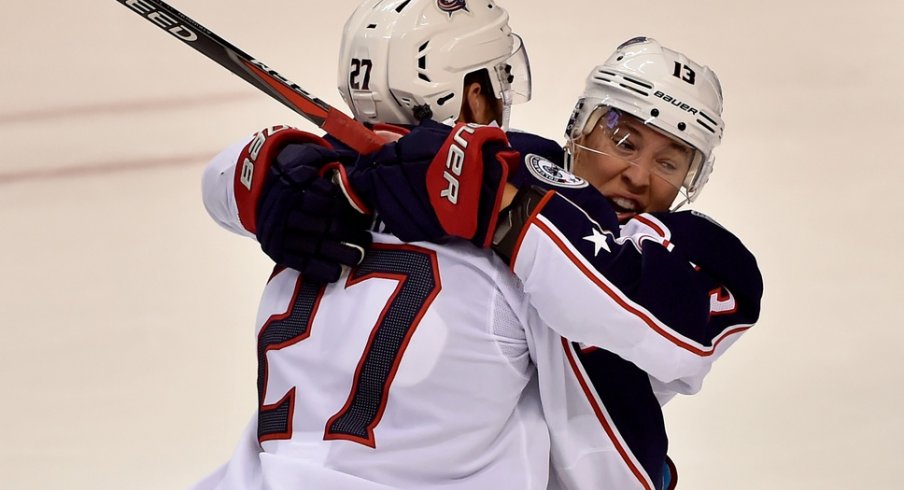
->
left=509, top=190, right=762, bottom=489
left=506, top=129, right=565, bottom=166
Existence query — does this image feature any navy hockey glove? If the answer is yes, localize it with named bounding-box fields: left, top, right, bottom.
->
left=493, top=154, right=619, bottom=263
left=256, top=142, right=373, bottom=283
left=343, top=120, right=520, bottom=247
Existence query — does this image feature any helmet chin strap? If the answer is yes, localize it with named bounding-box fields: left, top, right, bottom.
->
left=499, top=90, right=512, bottom=131
left=563, top=139, right=577, bottom=172
left=670, top=195, right=690, bottom=212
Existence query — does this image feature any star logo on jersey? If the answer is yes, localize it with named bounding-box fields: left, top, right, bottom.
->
left=583, top=228, right=611, bottom=256
left=437, top=0, right=469, bottom=15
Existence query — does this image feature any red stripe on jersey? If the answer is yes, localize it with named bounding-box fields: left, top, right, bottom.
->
left=633, top=214, right=671, bottom=248
left=562, top=338, right=654, bottom=490
left=509, top=190, right=556, bottom=272
left=633, top=214, right=666, bottom=238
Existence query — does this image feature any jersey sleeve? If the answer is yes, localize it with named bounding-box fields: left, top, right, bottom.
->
left=505, top=130, right=564, bottom=166
left=510, top=192, right=763, bottom=389
left=201, top=135, right=255, bottom=238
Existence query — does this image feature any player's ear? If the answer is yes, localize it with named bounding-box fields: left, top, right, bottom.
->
left=458, top=81, right=484, bottom=124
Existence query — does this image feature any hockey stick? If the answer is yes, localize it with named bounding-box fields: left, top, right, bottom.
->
left=115, top=0, right=384, bottom=155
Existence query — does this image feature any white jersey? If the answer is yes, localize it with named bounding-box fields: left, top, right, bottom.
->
left=196, top=129, right=763, bottom=490
left=196, top=231, right=552, bottom=489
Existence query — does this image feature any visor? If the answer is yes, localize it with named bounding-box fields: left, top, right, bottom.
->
left=571, top=108, right=705, bottom=202
left=490, top=34, right=531, bottom=105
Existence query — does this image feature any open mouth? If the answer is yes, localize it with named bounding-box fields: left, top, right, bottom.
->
left=608, top=196, right=640, bottom=222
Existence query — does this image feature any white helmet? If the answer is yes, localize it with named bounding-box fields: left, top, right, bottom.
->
left=565, top=37, right=724, bottom=204
left=337, top=0, right=531, bottom=127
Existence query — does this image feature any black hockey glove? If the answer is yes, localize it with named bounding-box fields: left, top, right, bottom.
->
left=343, top=120, right=520, bottom=247
left=256, top=143, right=373, bottom=283
left=493, top=154, right=620, bottom=264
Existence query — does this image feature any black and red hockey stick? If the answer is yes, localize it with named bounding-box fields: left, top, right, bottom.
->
left=115, top=0, right=383, bottom=155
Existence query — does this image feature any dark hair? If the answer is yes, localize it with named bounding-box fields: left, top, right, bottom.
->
left=412, top=69, right=498, bottom=122
left=463, top=68, right=497, bottom=101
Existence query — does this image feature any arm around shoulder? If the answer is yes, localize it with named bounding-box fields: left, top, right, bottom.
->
left=506, top=197, right=763, bottom=386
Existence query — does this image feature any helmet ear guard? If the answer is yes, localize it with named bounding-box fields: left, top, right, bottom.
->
left=565, top=37, right=724, bottom=205
left=337, top=0, right=531, bottom=128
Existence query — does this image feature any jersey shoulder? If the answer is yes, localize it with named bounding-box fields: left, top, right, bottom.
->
left=505, top=129, right=565, bottom=166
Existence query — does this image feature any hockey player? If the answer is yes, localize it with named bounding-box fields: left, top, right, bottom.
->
left=195, top=1, right=567, bottom=489
left=198, top=2, right=762, bottom=489
left=203, top=0, right=550, bottom=284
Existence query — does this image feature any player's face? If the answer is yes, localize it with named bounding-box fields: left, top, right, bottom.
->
left=571, top=112, right=696, bottom=221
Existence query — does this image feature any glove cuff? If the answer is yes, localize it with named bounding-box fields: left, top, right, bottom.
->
left=235, top=126, right=332, bottom=233
left=492, top=185, right=553, bottom=265
left=320, top=162, right=373, bottom=215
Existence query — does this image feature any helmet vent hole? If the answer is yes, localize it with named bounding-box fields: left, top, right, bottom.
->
left=417, top=41, right=431, bottom=82
left=437, top=93, right=455, bottom=106
left=698, top=111, right=718, bottom=127
left=651, top=108, right=660, bottom=117
left=594, top=70, right=616, bottom=84
left=678, top=122, right=687, bottom=131
left=618, top=83, right=648, bottom=97
left=366, top=23, right=377, bottom=29
left=623, top=76, right=653, bottom=89
left=395, top=0, right=412, bottom=13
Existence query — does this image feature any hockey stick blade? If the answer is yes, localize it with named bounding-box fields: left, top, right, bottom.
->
left=115, top=0, right=384, bottom=155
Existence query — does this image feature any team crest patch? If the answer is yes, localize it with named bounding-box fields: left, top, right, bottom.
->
left=437, top=0, right=468, bottom=14
left=524, top=154, right=588, bottom=189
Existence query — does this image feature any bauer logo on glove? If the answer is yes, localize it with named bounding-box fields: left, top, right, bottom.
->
left=240, top=125, right=291, bottom=191
left=438, top=123, right=481, bottom=205
left=426, top=123, right=516, bottom=242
